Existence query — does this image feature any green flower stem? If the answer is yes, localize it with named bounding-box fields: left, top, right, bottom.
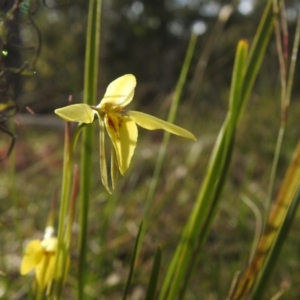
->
left=78, top=0, right=101, bottom=298
left=66, top=164, right=79, bottom=249
left=53, top=122, right=72, bottom=297
left=53, top=123, right=83, bottom=298
left=266, top=2, right=300, bottom=215
left=36, top=281, right=43, bottom=300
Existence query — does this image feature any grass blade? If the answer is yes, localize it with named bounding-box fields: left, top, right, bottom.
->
left=122, top=221, right=144, bottom=300
left=159, top=1, right=285, bottom=297
left=144, top=31, right=198, bottom=217
left=145, top=246, right=162, bottom=300
left=159, top=40, right=248, bottom=300
left=241, top=0, right=283, bottom=105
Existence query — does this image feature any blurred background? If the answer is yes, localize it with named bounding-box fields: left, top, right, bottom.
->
left=1, top=0, right=300, bottom=299
left=2, top=0, right=299, bottom=113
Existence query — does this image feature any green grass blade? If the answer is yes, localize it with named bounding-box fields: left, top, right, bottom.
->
left=137, top=32, right=197, bottom=297
left=228, top=5, right=300, bottom=299
left=159, top=40, right=248, bottom=300
left=122, top=221, right=144, bottom=300
left=241, top=0, right=283, bottom=106
left=78, top=0, right=101, bottom=299
left=185, top=40, right=248, bottom=298
left=286, top=3, right=300, bottom=103
left=228, top=39, right=248, bottom=125
left=178, top=141, right=235, bottom=298
left=159, top=1, right=284, bottom=298
left=144, top=31, right=197, bottom=217
left=145, top=246, right=162, bottom=300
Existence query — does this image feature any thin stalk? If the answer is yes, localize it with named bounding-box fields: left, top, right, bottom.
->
left=189, top=0, right=236, bottom=104
left=78, top=0, right=101, bottom=298
left=65, top=165, right=79, bottom=246
left=52, top=118, right=83, bottom=298
left=122, top=221, right=144, bottom=300
left=286, top=3, right=300, bottom=102
left=53, top=122, right=73, bottom=298
left=266, top=2, right=300, bottom=216
left=9, top=118, right=21, bottom=245
left=241, top=195, right=263, bottom=262
left=144, top=32, right=197, bottom=218
left=145, top=246, right=162, bottom=300
left=266, top=0, right=287, bottom=214
left=137, top=33, right=197, bottom=286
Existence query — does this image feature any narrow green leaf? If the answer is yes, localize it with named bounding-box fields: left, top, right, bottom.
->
left=241, top=0, right=283, bottom=104
left=144, top=32, right=198, bottom=218
left=229, top=40, right=248, bottom=125
left=160, top=0, right=284, bottom=297
left=145, top=246, right=162, bottom=300
left=159, top=40, right=248, bottom=300
left=122, top=221, right=144, bottom=300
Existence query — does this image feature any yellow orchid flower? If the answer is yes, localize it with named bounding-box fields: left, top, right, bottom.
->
left=20, top=233, right=57, bottom=289
left=55, top=74, right=196, bottom=192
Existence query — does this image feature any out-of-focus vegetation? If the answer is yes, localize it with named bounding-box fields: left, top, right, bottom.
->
left=1, top=0, right=300, bottom=299
left=14, top=0, right=299, bottom=112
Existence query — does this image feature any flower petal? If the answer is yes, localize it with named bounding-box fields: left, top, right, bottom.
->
left=99, top=74, right=136, bottom=109
left=104, top=112, right=138, bottom=175
left=97, top=112, right=111, bottom=193
left=20, top=240, right=43, bottom=275
left=35, top=252, right=56, bottom=289
left=55, top=104, right=95, bottom=123
left=128, top=111, right=196, bottom=140
left=111, top=147, right=119, bottom=190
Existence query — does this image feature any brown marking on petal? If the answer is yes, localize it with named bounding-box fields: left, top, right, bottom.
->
left=43, top=251, right=54, bottom=257
left=107, top=114, right=123, bottom=139
left=118, top=116, right=123, bottom=128
left=107, top=118, right=117, bottom=138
